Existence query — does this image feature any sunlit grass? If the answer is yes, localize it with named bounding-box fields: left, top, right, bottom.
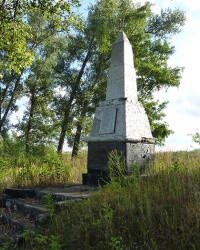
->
left=1, top=150, right=200, bottom=249
left=17, top=150, right=200, bottom=250
left=0, top=150, right=87, bottom=190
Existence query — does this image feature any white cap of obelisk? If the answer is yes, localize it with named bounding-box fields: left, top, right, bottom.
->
left=106, top=32, right=137, bottom=102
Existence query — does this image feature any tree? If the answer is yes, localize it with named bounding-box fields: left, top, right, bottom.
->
left=0, top=0, right=80, bottom=76
left=15, top=11, right=72, bottom=153
left=0, top=1, right=82, bottom=136
left=2, top=0, right=186, bottom=154
left=190, top=130, right=200, bottom=145
left=55, top=0, right=186, bottom=153
left=0, top=70, right=23, bottom=134
left=54, top=28, right=110, bottom=153
left=55, top=33, right=97, bottom=153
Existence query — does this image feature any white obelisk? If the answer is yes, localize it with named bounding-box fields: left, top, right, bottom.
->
left=83, top=32, right=155, bottom=185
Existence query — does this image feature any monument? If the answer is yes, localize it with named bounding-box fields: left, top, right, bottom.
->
left=83, top=32, right=155, bottom=185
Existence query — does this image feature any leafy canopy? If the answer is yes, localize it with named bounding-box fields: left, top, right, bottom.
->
left=0, top=0, right=81, bottom=77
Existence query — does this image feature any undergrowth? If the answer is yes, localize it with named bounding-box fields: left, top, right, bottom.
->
left=16, top=150, right=200, bottom=250
left=0, top=139, right=200, bottom=249
left=0, top=148, right=87, bottom=190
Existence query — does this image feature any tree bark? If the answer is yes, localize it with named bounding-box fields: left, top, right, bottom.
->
left=71, top=53, right=107, bottom=157
left=0, top=73, right=22, bottom=132
left=25, top=86, right=36, bottom=154
left=57, top=36, right=95, bottom=153
left=71, top=100, right=89, bottom=157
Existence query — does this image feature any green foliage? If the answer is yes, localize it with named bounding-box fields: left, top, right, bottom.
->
left=21, top=229, right=62, bottom=250
left=190, top=130, right=200, bottom=145
left=146, top=7, right=186, bottom=38
left=107, top=150, right=126, bottom=185
left=0, top=134, right=87, bottom=190
left=0, top=132, right=25, bottom=157
left=140, top=99, right=174, bottom=145
left=0, top=240, right=13, bottom=250
left=109, top=236, right=123, bottom=250
left=0, top=0, right=81, bottom=76
left=42, top=194, right=55, bottom=215
left=0, top=18, right=34, bottom=76
left=0, top=134, right=85, bottom=188
left=1, top=0, right=187, bottom=152
left=48, top=235, right=63, bottom=250
left=0, top=2, right=82, bottom=135
left=11, top=152, right=73, bottom=187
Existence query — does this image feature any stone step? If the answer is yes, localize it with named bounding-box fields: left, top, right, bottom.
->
left=0, top=185, right=99, bottom=248
left=35, top=185, right=97, bottom=202
left=5, top=198, right=47, bottom=219
left=0, top=208, right=31, bottom=248
left=0, top=222, right=15, bottom=247
left=3, top=188, right=35, bottom=199
left=0, top=208, right=35, bottom=233
left=4, top=198, right=53, bottom=230
left=0, top=197, right=48, bottom=248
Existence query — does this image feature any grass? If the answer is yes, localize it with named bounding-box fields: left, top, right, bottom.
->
left=46, top=151, right=200, bottom=250
left=0, top=150, right=200, bottom=249
left=0, top=150, right=87, bottom=191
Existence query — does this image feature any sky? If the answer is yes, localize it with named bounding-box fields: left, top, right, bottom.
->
left=78, top=0, right=200, bottom=152
left=12, top=0, right=200, bottom=152
left=145, top=0, right=200, bottom=151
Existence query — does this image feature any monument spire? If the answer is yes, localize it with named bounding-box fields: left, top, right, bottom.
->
left=106, top=32, right=137, bottom=102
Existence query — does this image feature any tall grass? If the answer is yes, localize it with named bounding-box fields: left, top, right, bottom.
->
left=21, top=150, right=200, bottom=250
left=0, top=149, right=87, bottom=191
left=0, top=135, right=87, bottom=190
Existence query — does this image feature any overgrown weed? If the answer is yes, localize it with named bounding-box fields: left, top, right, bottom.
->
left=0, top=149, right=87, bottom=190
left=1, top=148, right=200, bottom=249
left=22, top=150, right=200, bottom=250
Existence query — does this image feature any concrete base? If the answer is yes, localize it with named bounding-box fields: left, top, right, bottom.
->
left=82, top=173, right=110, bottom=186
left=82, top=141, right=154, bottom=185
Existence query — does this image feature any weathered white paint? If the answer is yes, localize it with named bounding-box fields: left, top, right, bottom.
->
left=85, top=32, right=154, bottom=142
left=99, top=107, right=117, bottom=134
left=106, top=32, right=137, bottom=102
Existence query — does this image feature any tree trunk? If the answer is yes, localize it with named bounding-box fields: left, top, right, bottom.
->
left=71, top=123, right=82, bottom=157
left=0, top=73, right=22, bottom=132
left=71, top=54, right=107, bottom=157
left=25, top=87, right=36, bottom=154
left=72, top=100, right=89, bottom=157
left=57, top=37, right=95, bottom=153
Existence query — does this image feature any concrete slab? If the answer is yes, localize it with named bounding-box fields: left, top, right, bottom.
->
left=36, top=185, right=99, bottom=200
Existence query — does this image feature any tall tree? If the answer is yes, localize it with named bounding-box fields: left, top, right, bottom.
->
left=55, top=0, right=186, bottom=153
left=54, top=30, right=110, bottom=153
left=0, top=70, right=24, bottom=134
left=55, top=33, right=96, bottom=153
left=0, top=1, right=82, bottom=136
left=15, top=11, right=74, bottom=153
left=3, top=0, right=185, bottom=153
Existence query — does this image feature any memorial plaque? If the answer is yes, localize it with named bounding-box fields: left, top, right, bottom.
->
left=99, top=107, right=117, bottom=134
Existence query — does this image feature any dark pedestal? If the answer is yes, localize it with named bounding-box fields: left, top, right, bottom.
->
left=82, top=141, right=155, bottom=185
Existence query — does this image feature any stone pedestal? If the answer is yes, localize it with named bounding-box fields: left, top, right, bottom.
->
left=82, top=140, right=155, bottom=185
